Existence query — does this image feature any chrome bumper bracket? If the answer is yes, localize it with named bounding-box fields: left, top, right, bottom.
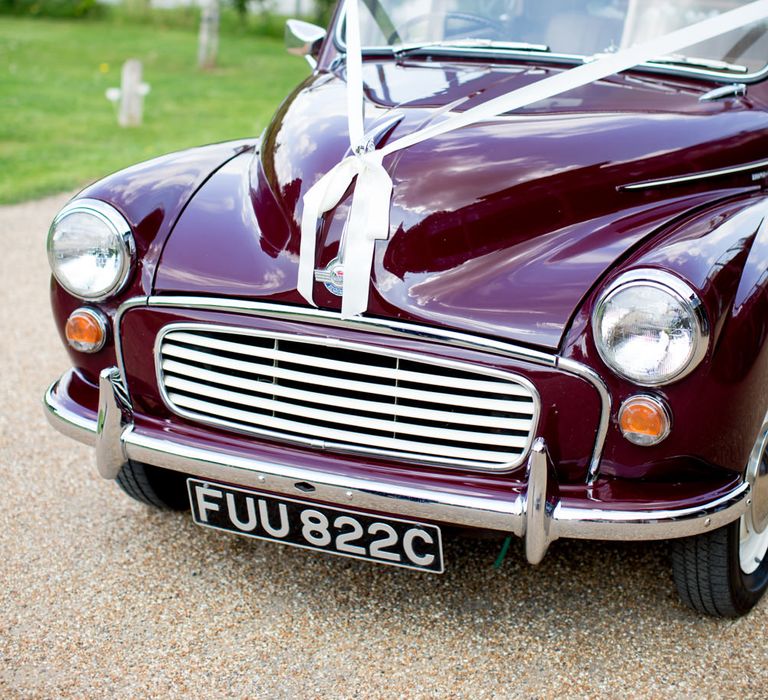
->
left=95, top=368, right=133, bottom=480
left=524, top=439, right=556, bottom=564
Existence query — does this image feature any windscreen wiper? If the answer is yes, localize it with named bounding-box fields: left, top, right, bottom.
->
left=645, top=54, right=749, bottom=73
left=393, top=40, right=551, bottom=58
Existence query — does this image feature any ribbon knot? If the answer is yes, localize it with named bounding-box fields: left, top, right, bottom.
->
left=354, top=139, right=376, bottom=156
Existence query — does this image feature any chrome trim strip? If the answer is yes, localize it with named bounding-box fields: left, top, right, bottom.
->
left=154, top=321, right=540, bottom=473
left=556, top=357, right=611, bottom=484
left=620, top=158, right=768, bottom=191
left=43, top=377, right=751, bottom=551
left=117, top=296, right=610, bottom=481
left=145, top=296, right=557, bottom=365
left=114, top=296, right=148, bottom=401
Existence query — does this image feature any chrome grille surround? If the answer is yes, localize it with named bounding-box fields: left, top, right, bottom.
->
left=155, top=322, right=540, bottom=471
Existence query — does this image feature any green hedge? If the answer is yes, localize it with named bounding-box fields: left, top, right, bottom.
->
left=0, top=0, right=101, bottom=18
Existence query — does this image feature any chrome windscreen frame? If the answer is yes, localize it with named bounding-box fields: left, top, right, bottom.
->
left=112, top=296, right=611, bottom=483
left=331, top=4, right=768, bottom=85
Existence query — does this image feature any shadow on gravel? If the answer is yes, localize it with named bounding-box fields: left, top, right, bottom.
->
left=132, top=504, right=706, bottom=633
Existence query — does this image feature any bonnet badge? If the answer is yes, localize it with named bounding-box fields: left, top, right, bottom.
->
left=314, top=257, right=344, bottom=297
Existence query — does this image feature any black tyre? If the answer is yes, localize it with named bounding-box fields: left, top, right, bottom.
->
left=116, top=460, right=189, bottom=510
left=671, top=517, right=768, bottom=617
left=672, top=416, right=768, bottom=617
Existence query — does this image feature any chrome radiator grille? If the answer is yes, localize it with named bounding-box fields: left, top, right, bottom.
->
left=157, top=325, right=539, bottom=470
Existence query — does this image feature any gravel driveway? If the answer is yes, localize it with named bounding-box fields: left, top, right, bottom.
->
left=1, top=193, right=766, bottom=699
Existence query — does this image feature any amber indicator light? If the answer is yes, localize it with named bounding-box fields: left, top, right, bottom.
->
left=65, top=309, right=107, bottom=353
left=619, top=396, right=670, bottom=446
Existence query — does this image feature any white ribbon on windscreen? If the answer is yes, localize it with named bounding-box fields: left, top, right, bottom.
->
left=299, top=0, right=768, bottom=318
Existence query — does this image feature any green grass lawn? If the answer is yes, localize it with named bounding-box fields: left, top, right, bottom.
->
left=0, top=16, right=310, bottom=204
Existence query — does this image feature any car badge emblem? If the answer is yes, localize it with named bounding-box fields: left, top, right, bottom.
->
left=314, top=257, right=344, bottom=297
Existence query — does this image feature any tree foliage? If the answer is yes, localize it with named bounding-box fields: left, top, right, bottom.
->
left=314, top=0, right=335, bottom=25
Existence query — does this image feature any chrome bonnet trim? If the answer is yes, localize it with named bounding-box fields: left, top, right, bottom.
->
left=620, top=157, right=768, bottom=191
left=135, top=296, right=610, bottom=480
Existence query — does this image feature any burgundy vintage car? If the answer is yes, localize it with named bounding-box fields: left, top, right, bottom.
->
left=45, top=0, right=768, bottom=617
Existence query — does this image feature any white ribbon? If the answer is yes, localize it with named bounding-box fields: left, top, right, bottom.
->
left=298, top=149, right=392, bottom=316
left=300, top=0, right=768, bottom=318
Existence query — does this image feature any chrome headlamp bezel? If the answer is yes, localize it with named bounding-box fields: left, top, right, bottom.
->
left=592, top=269, right=710, bottom=387
left=47, top=198, right=135, bottom=301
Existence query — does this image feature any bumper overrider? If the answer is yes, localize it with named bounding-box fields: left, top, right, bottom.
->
left=45, top=367, right=751, bottom=565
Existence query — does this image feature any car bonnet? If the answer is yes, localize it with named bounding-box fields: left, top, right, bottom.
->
left=154, top=61, right=768, bottom=349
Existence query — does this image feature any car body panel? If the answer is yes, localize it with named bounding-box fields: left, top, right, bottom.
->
left=79, top=138, right=257, bottom=294
left=562, top=196, right=768, bottom=478
left=154, top=62, right=767, bottom=349
left=51, top=139, right=257, bottom=383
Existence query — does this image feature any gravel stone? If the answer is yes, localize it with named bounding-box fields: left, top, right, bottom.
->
left=1, top=193, right=766, bottom=698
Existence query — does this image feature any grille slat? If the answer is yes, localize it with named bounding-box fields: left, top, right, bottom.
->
left=162, top=345, right=533, bottom=414
left=158, top=325, right=539, bottom=470
left=168, top=393, right=524, bottom=463
left=162, top=359, right=530, bottom=428
left=164, top=375, right=530, bottom=447
left=164, top=332, right=532, bottom=397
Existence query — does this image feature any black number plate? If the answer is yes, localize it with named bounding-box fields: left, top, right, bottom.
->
left=187, top=479, right=444, bottom=573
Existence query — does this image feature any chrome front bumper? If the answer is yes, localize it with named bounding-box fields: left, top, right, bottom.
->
left=44, top=367, right=752, bottom=565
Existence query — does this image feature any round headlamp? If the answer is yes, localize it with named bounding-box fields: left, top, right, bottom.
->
left=593, top=270, right=709, bottom=386
left=47, top=199, right=134, bottom=300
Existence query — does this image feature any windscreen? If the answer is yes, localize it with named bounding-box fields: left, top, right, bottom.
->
left=351, top=0, right=768, bottom=74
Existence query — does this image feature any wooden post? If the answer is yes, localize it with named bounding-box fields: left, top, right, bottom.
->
left=198, top=0, right=220, bottom=70
left=118, top=59, right=145, bottom=128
